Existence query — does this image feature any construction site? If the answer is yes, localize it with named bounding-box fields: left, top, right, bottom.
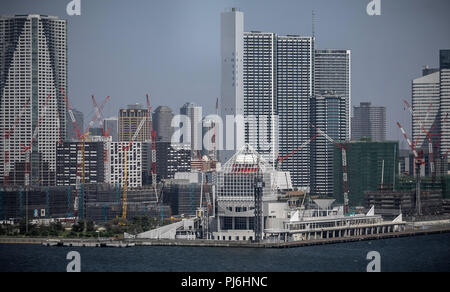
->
left=1, top=80, right=450, bottom=247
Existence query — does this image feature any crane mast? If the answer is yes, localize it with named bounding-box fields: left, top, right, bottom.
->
left=396, top=122, right=425, bottom=215
left=22, top=95, right=52, bottom=187
left=121, top=98, right=151, bottom=221
left=146, top=94, right=158, bottom=202
left=311, top=123, right=350, bottom=214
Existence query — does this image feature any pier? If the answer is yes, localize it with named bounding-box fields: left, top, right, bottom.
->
left=1, top=222, right=449, bottom=249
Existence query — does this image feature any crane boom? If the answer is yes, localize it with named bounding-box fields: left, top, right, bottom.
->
left=396, top=122, right=419, bottom=158
left=310, top=123, right=349, bottom=214
left=396, top=120, right=425, bottom=215
left=146, top=94, right=158, bottom=201
left=21, top=95, right=52, bottom=187
left=61, top=88, right=82, bottom=140
left=121, top=96, right=152, bottom=220
left=90, top=95, right=111, bottom=136
left=276, top=133, right=319, bottom=169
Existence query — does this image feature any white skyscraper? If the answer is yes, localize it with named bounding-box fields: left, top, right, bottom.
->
left=220, top=9, right=314, bottom=187
left=276, top=35, right=315, bottom=188
left=313, top=50, right=351, bottom=195
left=220, top=8, right=245, bottom=164
left=440, top=50, right=450, bottom=174
left=180, top=102, right=203, bottom=156
left=0, top=15, right=67, bottom=186
left=315, top=49, right=351, bottom=139
left=412, top=70, right=440, bottom=152
left=311, top=91, right=347, bottom=196
left=243, top=31, right=278, bottom=164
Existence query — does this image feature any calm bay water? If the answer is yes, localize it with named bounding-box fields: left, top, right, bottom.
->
left=1, top=233, right=449, bottom=272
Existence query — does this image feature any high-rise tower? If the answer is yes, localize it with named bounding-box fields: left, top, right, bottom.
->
left=0, top=15, right=67, bottom=186
left=220, top=8, right=245, bottom=164
left=440, top=50, right=450, bottom=174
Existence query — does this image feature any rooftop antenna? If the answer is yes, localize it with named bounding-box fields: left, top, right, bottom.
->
left=312, top=10, right=316, bottom=39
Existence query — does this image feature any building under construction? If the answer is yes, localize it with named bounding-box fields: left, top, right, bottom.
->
left=365, top=178, right=448, bottom=217
left=333, top=140, right=399, bottom=207
left=161, top=179, right=203, bottom=217
left=0, top=186, right=76, bottom=220
left=83, top=183, right=168, bottom=222
left=0, top=183, right=172, bottom=223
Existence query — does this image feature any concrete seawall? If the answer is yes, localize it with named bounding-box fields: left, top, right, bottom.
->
left=1, top=225, right=450, bottom=248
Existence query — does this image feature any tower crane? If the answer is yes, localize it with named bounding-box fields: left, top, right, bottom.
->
left=62, top=89, right=110, bottom=184
left=61, top=88, right=110, bottom=219
left=274, top=133, right=319, bottom=171
left=21, top=95, right=52, bottom=187
left=19, top=94, right=52, bottom=231
left=146, top=94, right=158, bottom=202
left=91, top=95, right=111, bottom=137
left=311, top=123, right=350, bottom=214
left=397, top=121, right=426, bottom=215
left=402, top=99, right=441, bottom=177
left=121, top=98, right=151, bottom=221
left=91, top=95, right=112, bottom=167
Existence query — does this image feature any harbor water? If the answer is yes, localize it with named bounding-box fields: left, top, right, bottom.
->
left=1, top=233, right=449, bottom=272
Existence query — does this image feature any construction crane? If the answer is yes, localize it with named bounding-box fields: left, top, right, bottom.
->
left=121, top=98, right=151, bottom=221
left=91, top=95, right=112, bottom=166
left=311, top=123, right=350, bottom=215
left=20, top=94, right=52, bottom=231
left=62, top=89, right=110, bottom=182
left=61, top=89, right=85, bottom=190
left=62, top=89, right=110, bottom=219
left=146, top=94, right=158, bottom=202
left=21, top=95, right=52, bottom=187
left=275, top=133, right=319, bottom=171
left=396, top=121, right=426, bottom=215
left=3, top=97, right=31, bottom=185
left=91, top=95, right=111, bottom=137
left=402, top=99, right=440, bottom=177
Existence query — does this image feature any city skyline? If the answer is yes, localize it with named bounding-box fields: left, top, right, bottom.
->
left=1, top=0, right=450, bottom=144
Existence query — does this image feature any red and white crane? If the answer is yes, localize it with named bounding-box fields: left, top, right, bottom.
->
left=91, top=95, right=112, bottom=165
left=91, top=95, right=111, bottom=137
left=311, top=123, right=350, bottom=214
left=402, top=99, right=439, bottom=176
left=121, top=96, right=154, bottom=220
left=146, top=94, right=158, bottom=201
left=396, top=121, right=426, bottom=215
left=275, top=133, right=319, bottom=171
left=21, top=95, right=52, bottom=187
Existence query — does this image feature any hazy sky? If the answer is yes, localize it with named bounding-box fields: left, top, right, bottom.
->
left=1, top=0, right=450, bottom=146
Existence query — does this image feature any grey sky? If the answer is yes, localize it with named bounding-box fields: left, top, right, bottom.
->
left=1, top=0, right=450, bottom=146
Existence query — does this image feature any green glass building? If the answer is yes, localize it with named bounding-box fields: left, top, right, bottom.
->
left=333, top=140, right=399, bottom=207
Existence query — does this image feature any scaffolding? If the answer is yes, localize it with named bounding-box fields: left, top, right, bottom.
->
left=0, top=186, right=76, bottom=220
left=84, top=184, right=159, bottom=222
left=0, top=187, right=3, bottom=219
left=334, top=141, right=399, bottom=206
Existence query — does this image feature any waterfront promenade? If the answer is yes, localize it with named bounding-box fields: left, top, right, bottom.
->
left=1, top=221, right=450, bottom=249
